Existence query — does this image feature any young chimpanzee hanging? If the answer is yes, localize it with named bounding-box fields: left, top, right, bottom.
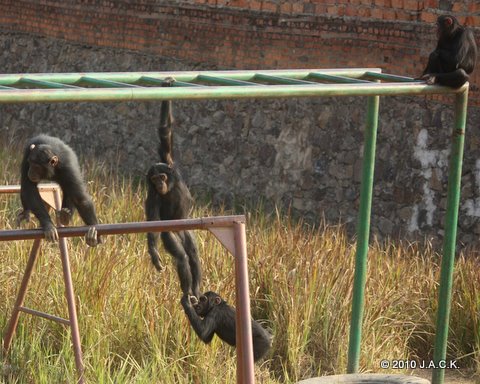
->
left=419, top=15, right=477, bottom=88
left=181, top=292, right=272, bottom=362
left=18, top=134, right=101, bottom=247
left=145, top=77, right=202, bottom=299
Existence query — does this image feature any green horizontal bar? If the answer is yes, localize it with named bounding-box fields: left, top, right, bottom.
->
left=138, top=76, right=202, bottom=87
left=0, top=69, right=383, bottom=86
left=0, top=82, right=465, bottom=104
left=17, top=78, right=80, bottom=89
left=78, top=76, right=142, bottom=88
left=173, top=81, right=204, bottom=87
left=254, top=73, right=317, bottom=85
left=197, top=75, right=259, bottom=86
left=308, top=72, right=371, bottom=84
left=364, top=72, right=419, bottom=83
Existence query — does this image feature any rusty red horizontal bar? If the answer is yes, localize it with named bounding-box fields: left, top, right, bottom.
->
left=0, top=216, right=246, bottom=241
left=18, top=306, right=70, bottom=326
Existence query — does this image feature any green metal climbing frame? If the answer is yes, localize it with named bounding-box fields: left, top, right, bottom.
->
left=0, top=68, right=468, bottom=384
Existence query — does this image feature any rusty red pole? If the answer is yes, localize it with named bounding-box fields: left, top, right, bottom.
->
left=53, top=189, right=85, bottom=384
left=233, top=221, right=254, bottom=384
left=3, top=238, right=42, bottom=353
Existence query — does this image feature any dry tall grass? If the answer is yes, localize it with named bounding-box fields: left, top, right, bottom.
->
left=0, top=142, right=478, bottom=383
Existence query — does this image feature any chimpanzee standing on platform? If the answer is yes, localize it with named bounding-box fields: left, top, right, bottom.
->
left=18, top=134, right=101, bottom=246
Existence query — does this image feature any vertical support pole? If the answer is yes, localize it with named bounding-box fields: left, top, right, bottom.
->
left=3, top=238, right=42, bottom=353
left=347, top=95, right=380, bottom=373
left=431, top=90, right=468, bottom=384
left=233, top=221, right=254, bottom=384
left=53, top=190, right=85, bottom=384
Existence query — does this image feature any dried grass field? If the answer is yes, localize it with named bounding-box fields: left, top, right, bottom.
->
left=0, top=141, right=479, bottom=383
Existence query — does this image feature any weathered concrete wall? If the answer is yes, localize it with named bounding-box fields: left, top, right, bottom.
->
left=1, top=32, right=480, bottom=247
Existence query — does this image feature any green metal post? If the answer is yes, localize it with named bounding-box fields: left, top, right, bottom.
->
left=347, top=95, right=380, bottom=373
left=432, top=89, right=468, bottom=384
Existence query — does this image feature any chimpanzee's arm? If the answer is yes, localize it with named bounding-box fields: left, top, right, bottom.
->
left=73, top=195, right=98, bottom=226
left=56, top=194, right=75, bottom=226
left=62, top=194, right=75, bottom=213
left=180, top=230, right=201, bottom=299
left=74, top=195, right=101, bottom=247
left=62, top=173, right=100, bottom=246
left=145, top=185, right=163, bottom=271
left=162, top=232, right=194, bottom=296
left=157, top=78, right=175, bottom=166
left=458, top=29, right=477, bottom=74
left=20, top=166, right=57, bottom=241
left=181, top=295, right=216, bottom=343
left=158, top=100, right=173, bottom=166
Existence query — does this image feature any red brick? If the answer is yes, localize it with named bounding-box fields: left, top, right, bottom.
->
left=360, top=7, right=372, bottom=17
left=229, top=0, right=249, bottom=7
left=452, top=3, right=463, bottom=12
left=280, top=2, right=292, bottom=13
left=420, top=11, right=437, bottom=23
left=383, top=9, right=396, bottom=20
left=473, top=15, right=480, bottom=26
left=371, top=8, right=383, bottom=19
left=468, top=3, right=478, bottom=13
left=262, top=1, right=278, bottom=12
left=391, top=0, right=404, bottom=8
left=292, top=3, right=303, bottom=13
left=250, top=0, right=262, bottom=10
left=404, top=0, right=419, bottom=10
left=345, top=7, right=356, bottom=16
left=327, top=5, right=337, bottom=14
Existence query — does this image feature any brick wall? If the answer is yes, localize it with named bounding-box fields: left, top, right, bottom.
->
left=0, top=1, right=479, bottom=103
left=188, top=0, right=479, bottom=24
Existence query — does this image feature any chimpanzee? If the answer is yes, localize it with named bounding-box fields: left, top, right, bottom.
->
left=181, top=291, right=272, bottom=362
left=419, top=15, right=477, bottom=88
left=145, top=78, right=202, bottom=299
left=18, top=134, right=101, bottom=246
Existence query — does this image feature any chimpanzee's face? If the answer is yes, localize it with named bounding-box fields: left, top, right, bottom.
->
left=436, top=16, right=455, bottom=39
left=27, top=144, right=58, bottom=183
left=194, top=294, right=211, bottom=317
left=149, top=163, right=173, bottom=195
left=194, top=292, right=223, bottom=317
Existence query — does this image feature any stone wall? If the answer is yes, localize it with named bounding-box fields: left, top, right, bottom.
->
left=1, top=32, right=480, bottom=247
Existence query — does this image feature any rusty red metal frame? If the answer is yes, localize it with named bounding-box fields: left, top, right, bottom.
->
left=1, top=184, right=254, bottom=384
